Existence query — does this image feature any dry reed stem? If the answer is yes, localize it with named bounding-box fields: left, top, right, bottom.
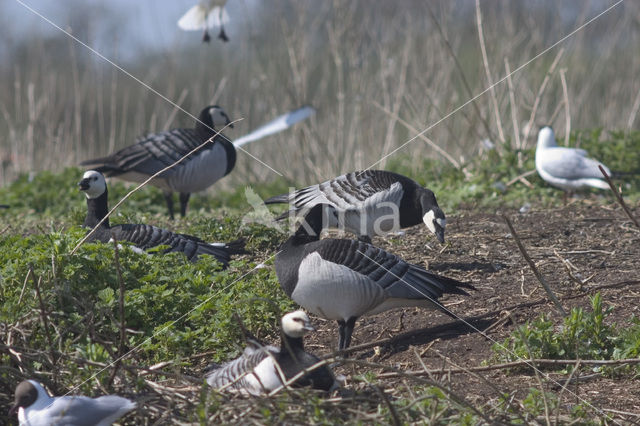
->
left=476, top=0, right=506, bottom=144
left=425, top=2, right=494, bottom=140
left=502, top=214, right=566, bottom=316
left=628, top=86, right=640, bottom=129
left=29, top=267, right=57, bottom=366
left=599, top=165, right=640, bottom=229
left=560, top=68, right=571, bottom=145
left=505, top=58, right=522, bottom=150
left=523, top=48, right=565, bottom=143
left=371, top=100, right=461, bottom=168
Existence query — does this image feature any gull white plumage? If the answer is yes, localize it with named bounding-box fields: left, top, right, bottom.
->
left=206, top=310, right=337, bottom=395
left=178, top=0, right=230, bottom=42
left=78, top=170, right=246, bottom=265
left=266, top=170, right=446, bottom=243
left=9, top=380, right=135, bottom=426
left=535, top=126, right=611, bottom=192
left=275, top=204, right=475, bottom=350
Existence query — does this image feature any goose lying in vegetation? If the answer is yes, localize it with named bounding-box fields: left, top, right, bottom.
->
left=275, top=204, right=474, bottom=350
left=266, top=170, right=446, bottom=244
left=206, top=310, right=338, bottom=395
left=78, top=170, right=246, bottom=266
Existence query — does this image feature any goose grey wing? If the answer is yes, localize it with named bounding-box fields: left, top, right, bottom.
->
left=81, top=129, right=210, bottom=177
left=266, top=170, right=400, bottom=210
left=110, top=224, right=240, bottom=265
left=206, top=346, right=278, bottom=390
left=540, top=147, right=610, bottom=180
left=43, top=395, right=135, bottom=426
left=312, top=239, right=473, bottom=301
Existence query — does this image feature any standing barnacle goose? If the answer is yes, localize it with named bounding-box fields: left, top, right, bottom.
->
left=9, top=379, right=136, bottom=426
left=275, top=204, right=475, bottom=350
left=265, top=170, right=446, bottom=244
left=78, top=170, right=246, bottom=266
left=536, top=126, right=612, bottom=196
left=178, top=0, right=230, bottom=43
left=81, top=105, right=234, bottom=219
left=206, top=310, right=338, bottom=395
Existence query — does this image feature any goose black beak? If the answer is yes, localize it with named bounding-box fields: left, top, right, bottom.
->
left=9, top=404, right=18, bottom=416
left=435, top=226, right=445, bottom=244
left=78, top=178, right=90, bottom=191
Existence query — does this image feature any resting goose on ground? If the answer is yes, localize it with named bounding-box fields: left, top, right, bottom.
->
left=178, top=0, right=230, bottom=43
left=10, top=379, right=136, bottom=426
left=81, top=105, right=234, bottom=219
left=535, top=126, right=611, bottom=196
left=78, top=170, right=246, bottom=266
left=275, top=204, right=475, bottom=350
left=265, top=170, right=446, bottom=244
left=206, top=310, right=338, bottom=395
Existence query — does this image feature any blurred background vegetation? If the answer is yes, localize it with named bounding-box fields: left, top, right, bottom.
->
left=1, top=0, right=639, bottom=193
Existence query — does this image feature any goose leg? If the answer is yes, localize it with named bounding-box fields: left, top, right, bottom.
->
left=164, top=191, right=175, bottom=220
left=337, top=317, right=358, bottom=350
left=179, top=192, right=191, bottom=217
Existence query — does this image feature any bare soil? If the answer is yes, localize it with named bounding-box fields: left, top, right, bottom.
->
left=303, top=201, right=640, bottom=422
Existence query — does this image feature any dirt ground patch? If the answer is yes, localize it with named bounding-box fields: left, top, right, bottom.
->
left=302, top=201, right=640, bottom=421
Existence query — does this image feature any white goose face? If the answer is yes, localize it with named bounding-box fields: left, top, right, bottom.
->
left=281, top=310, right=314, bottom=338
left=423, top=209, right=446, bottom=243
left=209, top=106, right=233, bottom=129
left=78, top=170, right=107, bottom=199
left=537, top=126, right=556, bottom=149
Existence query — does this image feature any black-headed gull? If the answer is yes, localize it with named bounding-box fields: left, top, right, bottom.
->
left=535, top=126, right=611, bottom=193
left=9, top=379, right=136, bottom=426
left=178, top=0, right=230, bottom=42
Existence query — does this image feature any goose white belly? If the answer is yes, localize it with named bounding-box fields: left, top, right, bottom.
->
left=341, top=203, right=401, bottom=237
left=167, top=144, right=228, bottom=193
left=292, top=253, right=385, bottom=321
left=243, top=357, right=285, bottom=395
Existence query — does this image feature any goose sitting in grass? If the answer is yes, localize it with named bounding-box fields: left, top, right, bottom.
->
left=275, top=204, right=475, bottom=350
left=9, top=379, right=136, bottom=426
left=206, top=310, right=338, bottom=395
left=535, top=126, right=612, bottom=199
left=265, top=170, right=446, bottom=244
left=78, top=170, right=246, bottom=266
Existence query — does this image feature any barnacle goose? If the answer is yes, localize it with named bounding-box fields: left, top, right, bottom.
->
left=536, top=126, right=611, bottom=193
left=265, top=170, right=446, bottom=244
left=10, top=379, right=136, bottom=426
left=81, top=105, right=234, bottom=219
left=78, top=170, right=246, bottom=266
left=178, top=0, right=230, bottom=42
left=206, top=310, right=338, bottom=395
left=275, top=204, right=475, bottom=350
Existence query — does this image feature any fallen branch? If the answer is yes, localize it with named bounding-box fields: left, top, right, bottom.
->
left=503, top=215, right=566, bottom=316
left=599, top=165, right=640, bottom=229
left=376, top=357, right=640, bottom=379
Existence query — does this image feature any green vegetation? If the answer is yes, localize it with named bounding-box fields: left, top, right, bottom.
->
left=1, top=128, right=639, bottom=423
left=493, top=293, right=640, bottom=373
